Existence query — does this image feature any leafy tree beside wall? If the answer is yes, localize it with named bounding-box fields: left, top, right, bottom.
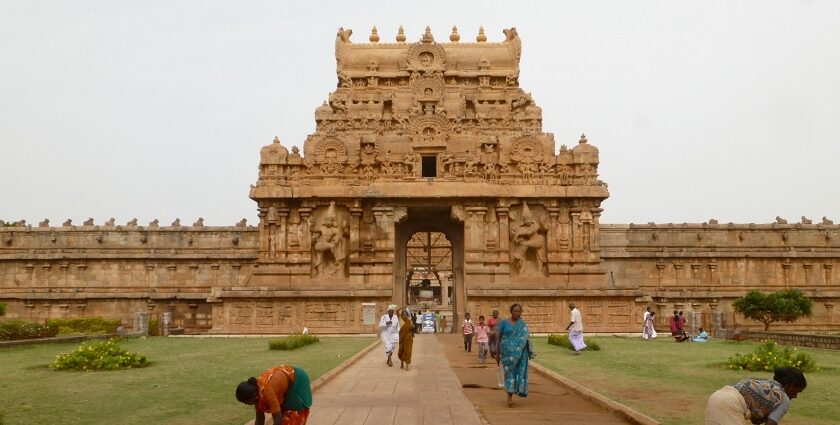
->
left=733, top=289, right=813, bottom=330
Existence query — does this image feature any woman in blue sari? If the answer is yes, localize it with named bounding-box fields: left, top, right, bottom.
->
left=496, top=303, right=530, bottom=407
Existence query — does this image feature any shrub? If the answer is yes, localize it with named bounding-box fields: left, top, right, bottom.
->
left=148, top=319, right=160, bottom=336
left=547, top=334, right=601, bottom=351
left=268, top=334, right=319, bottom=351
left=46, top=317, right=121, bottom=335
left=727, top=339, right=817, bottom=372
left=0, top=302, right=6, bottom=316
left=51, top=338, right=149, bottom=371
left=0, top=320, right=59, bottom=341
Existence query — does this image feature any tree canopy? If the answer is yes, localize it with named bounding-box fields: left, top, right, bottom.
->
left=733, top=289, right=813, bottom=330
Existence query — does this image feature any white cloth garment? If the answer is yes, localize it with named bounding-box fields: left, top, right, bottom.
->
left=379, top=312, right=400, bottom=353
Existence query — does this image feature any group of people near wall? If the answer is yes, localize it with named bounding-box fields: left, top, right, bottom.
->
left=642, top=306, right=709, bottom=343
left=231, top=302, right=805, bottom=424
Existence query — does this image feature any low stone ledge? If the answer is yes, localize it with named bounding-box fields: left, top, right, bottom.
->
left=736, top=331, right=840, bottom=350
left=529, top=362, right=660, bottom=425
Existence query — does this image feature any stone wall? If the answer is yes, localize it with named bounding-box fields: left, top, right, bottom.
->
left=737, top=331, right=840, bottom=350
left=2, top=220, right=838, bottom=333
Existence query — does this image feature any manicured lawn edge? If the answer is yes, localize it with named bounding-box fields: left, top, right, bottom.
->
left=311, top=339, right=380, bottom=391
left=530, top=362, right=661, bottom=425
left=0, top=333, right=118, bottom=348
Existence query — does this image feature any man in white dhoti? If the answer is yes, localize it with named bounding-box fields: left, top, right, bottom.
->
left=565, top=303, right=587, bottom=355
left=379, top=305, right=400, bottom=367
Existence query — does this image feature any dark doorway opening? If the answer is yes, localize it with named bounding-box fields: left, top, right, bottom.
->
left=421, top=156, right=437, bottom=177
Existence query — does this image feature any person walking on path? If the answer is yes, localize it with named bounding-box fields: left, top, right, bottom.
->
left=462, top=312, right=475, bottom=352
left=414, top=311, right=422, bottom=334
left=398, top=309, right=415, bottom=370
left=379, top=305, right=400, bottom=367
left=497, top=303, right=531, bottom=407
left=705, top=367, right=806, bottom=425
left=235, top=365, right=313, bottom=425
left=487, top=309, right=501, bottom=359
left=474, top=315, right=490, bottom=363
left=565, top=303, right=587, bottom=355
left=643, top=307, right=657, bottom=340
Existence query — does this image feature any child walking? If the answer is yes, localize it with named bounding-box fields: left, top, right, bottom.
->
left=462, top=312, right=474, bottom=352
left=474, top=315, right=490, bottom=363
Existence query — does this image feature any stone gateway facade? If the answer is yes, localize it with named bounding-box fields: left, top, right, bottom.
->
left=1, top=27, right=839, bottom=334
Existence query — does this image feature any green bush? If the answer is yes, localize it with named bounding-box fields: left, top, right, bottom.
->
left=51, top=338, right=149, bottom=371
left=0, top=302, right=6, bottom=316
left=268, top=334, right=319, bottom=351
left=727, top=339, right=817, bottom=372
left=0, top=320, right=59, bottom=341
left=46, top=317, right=121, bottom=335
left=148, top=319, right=160, bottom=336
left=547, top=334, right=601, bottom=351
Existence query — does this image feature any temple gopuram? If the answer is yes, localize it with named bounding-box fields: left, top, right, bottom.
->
left=1, top=27, right=838, bottom=335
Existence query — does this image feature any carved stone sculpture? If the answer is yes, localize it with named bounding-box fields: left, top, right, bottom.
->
left=171, top=218, right=181, bottom=227
left=62, top=219, right=72, bottom=227
left=822, top=216, right=834, bottom=225
left=149, top=219, right=159, bottom=228
left=39, top=219, right=50, bottom=227
left=105, top=217, right=115, bottom=226
left=236, top=218, right=248, bottom=227
left=83, top=218, right=94, bottom=226
left=127, top=218, right=138, bottom=226
left=509, top=202, right=547, bottom=277
left=193, top=217, right=205, bottom=227
left=311, top=202, right=349, bottom=278
left=775, top=216, right=788, bottom=224
left=801, top=216, right=813, bottom=225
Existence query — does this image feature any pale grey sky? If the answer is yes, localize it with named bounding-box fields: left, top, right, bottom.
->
left=2, top=1, right=838, bottom=226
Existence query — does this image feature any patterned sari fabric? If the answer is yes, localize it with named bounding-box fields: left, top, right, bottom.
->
left=733, top=378, right=786, bottom=423
left=280, top=408, right=310, bottom=425
left=498, top=318, right=530, bottom=397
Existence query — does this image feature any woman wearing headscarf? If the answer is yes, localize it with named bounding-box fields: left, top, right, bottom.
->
left=235, top=365, right=312, bottom=425
left=379, top=305, right=400, bottom=367
left=496, top=303, right=531, bottom=407
left=398, top=309, right=415, bottom=370
left=705, top=367, right=806, bottom=424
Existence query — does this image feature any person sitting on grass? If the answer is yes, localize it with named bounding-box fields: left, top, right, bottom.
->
left=705, top=367, right=806, bottom=425
left=692, top=327, right=709, bottom=343
left=236, top=365, right=312, bottom=425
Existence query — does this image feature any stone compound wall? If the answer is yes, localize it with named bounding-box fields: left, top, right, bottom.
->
left=2, top=219, right=838, bottom=333
left=0, top=224, right=258, bottom=332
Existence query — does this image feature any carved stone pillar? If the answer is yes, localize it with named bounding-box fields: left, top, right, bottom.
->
left=590, top=207, right=602, bottom=251
left=570, top=209, right=582, bottom=251
left=349, top=205, right=363, bottom=260
left=278, top=208, right=289, bottom=258
left=298, top=207, right=312, bottom=252
left=496, top=205, right=510, bottom=263
left=558, top=204, right=571, bottom=250
left=547, top=205, right=559, bottom=251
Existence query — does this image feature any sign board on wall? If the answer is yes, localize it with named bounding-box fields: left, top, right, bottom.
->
left=362, top=303, right=376, bottom=325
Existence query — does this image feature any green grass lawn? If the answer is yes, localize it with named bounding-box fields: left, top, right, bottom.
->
left=533, top=336, right=840, bottom=425
left=0, top=336, right=375, bottom=425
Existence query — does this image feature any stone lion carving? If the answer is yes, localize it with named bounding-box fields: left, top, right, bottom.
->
left=311, top=201, right=349, bottom=278
left=509, top=202, right=548, bottom=277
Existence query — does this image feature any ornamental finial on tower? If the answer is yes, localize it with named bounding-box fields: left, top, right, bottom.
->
left=579, top=133, right=588, bottom=144
left=396, top=25, right=406, bottom=43
left=450, top=26, right=460, bottom=43
left=369, top=26, right=379, bottom=43
left=476, top=26, right=487, bottom=42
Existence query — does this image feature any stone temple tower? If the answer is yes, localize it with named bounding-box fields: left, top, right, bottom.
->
left=213, top=26, right=609, bottom=333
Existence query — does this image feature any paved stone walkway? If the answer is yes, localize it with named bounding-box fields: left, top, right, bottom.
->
left=306, top=334, right=484, bottom=425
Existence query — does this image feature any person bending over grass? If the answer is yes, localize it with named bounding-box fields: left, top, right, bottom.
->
left=236, top=365, right=312, bottom=425
left=705, top=367, right=806, bottom=425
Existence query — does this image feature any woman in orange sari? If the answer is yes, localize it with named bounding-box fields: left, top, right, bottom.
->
left=236, top=365, right=312, bottom=425
left=398, top=309, right=415, bottom=370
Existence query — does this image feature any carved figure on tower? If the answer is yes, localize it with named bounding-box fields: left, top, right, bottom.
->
left=311, top=201, right=349, bottom=277
left=509, top=202, right=548, bottom=277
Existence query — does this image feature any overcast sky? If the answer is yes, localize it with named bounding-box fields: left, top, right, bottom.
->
left=2, top=1, right=838, bottom=226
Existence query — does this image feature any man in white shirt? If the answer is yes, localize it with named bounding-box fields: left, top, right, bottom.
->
left=379, top=305, right=400, bottom=367
left=565, top=303, right=587, bottom=355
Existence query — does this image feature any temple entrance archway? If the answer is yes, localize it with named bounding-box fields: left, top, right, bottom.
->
left=394, top=207, right=464, bottom=333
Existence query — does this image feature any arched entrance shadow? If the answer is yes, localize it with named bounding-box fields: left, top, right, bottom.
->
left=394, top=207, right=464, bottom=333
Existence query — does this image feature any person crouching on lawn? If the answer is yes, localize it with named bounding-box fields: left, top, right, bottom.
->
left=705, top=367, right=806, bottom=425
left=236, top=365, right=312, bottom=425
